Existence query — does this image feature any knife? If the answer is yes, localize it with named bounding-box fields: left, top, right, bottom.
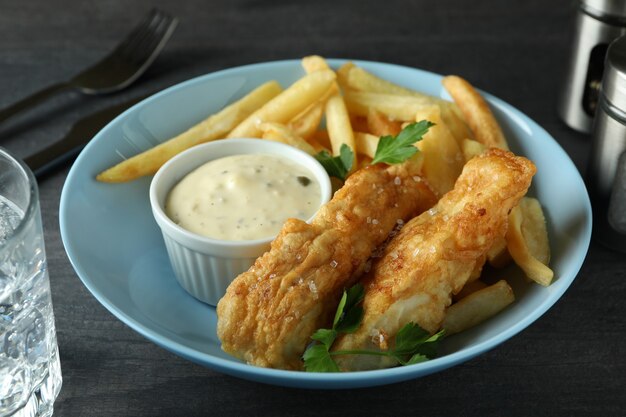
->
left=24, top=94, right=148, bottom=178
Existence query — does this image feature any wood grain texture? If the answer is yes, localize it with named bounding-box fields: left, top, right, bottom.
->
left=1, top=0, right=623, bottom=416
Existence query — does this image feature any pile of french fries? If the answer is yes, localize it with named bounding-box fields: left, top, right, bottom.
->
left=96, top=55, right=554, bottom=336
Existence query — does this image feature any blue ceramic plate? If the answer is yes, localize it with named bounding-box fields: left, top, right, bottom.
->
left=60, top=59, right=592, bottom=389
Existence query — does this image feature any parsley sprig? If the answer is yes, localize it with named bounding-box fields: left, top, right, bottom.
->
left=303, top=284, right=364, bottom=372
left=314, top=143, right=354, bottom=181
left=371, top=120, right=434, bottom=165
left=303, top=284, right=445, bottom=372
left=314, top=121, right=434, bottom=181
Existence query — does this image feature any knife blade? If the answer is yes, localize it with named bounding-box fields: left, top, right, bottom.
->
left=24, top=94, right=148, bottom=178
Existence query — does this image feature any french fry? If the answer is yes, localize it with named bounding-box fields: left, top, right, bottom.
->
left=453, top=279, right=488, bottom=302
left=414, top=106, right=464, bottom=196
left=302, top=55, right=331, bottom=73
left=354, top=132, right=379, bottom=159
left=340, top=64, right=436, bottom=101
left=227, top=69, right=336, bottom=138
left=301, top=55, right=339, bottom=104
left=486, top=237, right=512, bottom=268
left=461, top=138, right=487, bottom=162
left=325, top=93, right=357, bottom=166
left=506, top=204, right=554, bottom=286
left=96, top=80, right=282, bottom=183
left=288, top=101, right=324, bottom=140
left=367, top=108, right=401, bottom=136
left=339, top=63, right=469, bottom=141
left=294, top=54, right=335, bottom=140
left=301, top=56, right=350, bottom=156
left=519, top=197, right=550, bottom=265
left=344, top=90, right=436, bottom=121
left=443, top=280, right=515, bottom=334
left=336, top=62, right=355, bottom=91
left=442, top=75, right=509, bottom=150
left=439, top=101, right=473, bottom=144
left=259, top=122, right=317, bottom=155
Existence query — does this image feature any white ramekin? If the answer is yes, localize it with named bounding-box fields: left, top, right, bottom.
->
left=149, top=139, right=332, bottom=306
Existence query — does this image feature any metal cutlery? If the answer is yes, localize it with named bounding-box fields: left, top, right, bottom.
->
left=24, top=95, right=148, bottom=178
left=0, top=8, right=177, bottom=124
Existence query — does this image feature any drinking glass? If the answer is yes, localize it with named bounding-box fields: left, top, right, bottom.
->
left=0, top=148, right=62, bottom=416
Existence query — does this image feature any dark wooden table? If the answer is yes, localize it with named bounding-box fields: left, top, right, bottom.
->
left=2, top=0, right=624, bottom=415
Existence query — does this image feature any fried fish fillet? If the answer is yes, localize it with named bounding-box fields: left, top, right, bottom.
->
left=217, top=161, right=437, bottom=370
left=333, top=149, right=536, bottom=371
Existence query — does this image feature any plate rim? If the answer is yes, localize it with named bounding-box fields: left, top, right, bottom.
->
left=59, top=58, right=592, bottom=389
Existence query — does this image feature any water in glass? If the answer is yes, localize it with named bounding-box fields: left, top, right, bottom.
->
left=0, top=192, right=62, bottom=416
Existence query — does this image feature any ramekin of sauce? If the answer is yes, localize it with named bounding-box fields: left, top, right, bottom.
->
left=150, top=139, right=332, bottom=306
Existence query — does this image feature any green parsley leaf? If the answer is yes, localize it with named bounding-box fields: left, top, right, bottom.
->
left=334, top=284, right=364, bottom=333
left=303, top=344, right=340, bottom=372
left=405, top=353, right=430, bottom=366
left=304, top=285, right=363, bottom=372
left=314, top=144, right=354, bottom=181
left=388, top=325, right=444, bottom=366
left=371, top=120, right=434, bottom=165
left=311, top=328, right=337, bottom=349
left=344, top=283, right=365, bottom=310
left=394, top=322, right=432, bottom=355
left=332, top=291, right=348, bottom=328
left=303, top=283, right=445, bottom=372
left=412, top=330, right=446, bottom=359
left=339, top=143, right=354, bottom=171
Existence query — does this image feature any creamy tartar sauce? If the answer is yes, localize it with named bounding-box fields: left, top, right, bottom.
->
left=165, top=153, right=321, bottom=241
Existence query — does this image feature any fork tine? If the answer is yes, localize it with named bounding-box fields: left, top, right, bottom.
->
left=113, top=9, right=157, bottom=52
left=117, top=9, right=163, bottom=59
left=125, top=12, right=177, bottom=66
left=139, top=16, right=176, bottom=62
left=66, top=7, right=177, bottom=94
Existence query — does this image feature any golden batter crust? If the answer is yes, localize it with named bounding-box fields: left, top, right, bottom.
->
left=217, top=161, right=437, bottom=369
left=333, top=149, right=536, bottom=371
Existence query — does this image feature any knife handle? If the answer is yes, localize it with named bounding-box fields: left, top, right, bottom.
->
left=0, top=82, right=73, bottom=124
left=22, top=94, right=148, bottom=179
left=23, top=127, right=85, bottom=178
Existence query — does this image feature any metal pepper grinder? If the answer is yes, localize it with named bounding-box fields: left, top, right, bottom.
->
left=587, top=34, right=626, bottom=252
left=558, top=0, right=626, bottom=133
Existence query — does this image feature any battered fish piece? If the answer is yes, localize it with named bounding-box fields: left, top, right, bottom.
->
left=217, top=161, right=437, bottom=370
left=333, top=149, right=536, bottom=371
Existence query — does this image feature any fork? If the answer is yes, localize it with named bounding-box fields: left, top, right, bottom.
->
left=0, top=8, right=177, bottom=124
